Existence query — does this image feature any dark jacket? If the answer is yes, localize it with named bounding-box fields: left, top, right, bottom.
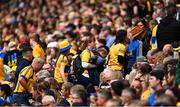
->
left=157, top=17, right=180, bottom=50
left=14, top=58, right=32, bottom=84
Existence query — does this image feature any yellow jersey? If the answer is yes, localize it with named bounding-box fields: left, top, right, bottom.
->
left=141, top=89, right=151, bottom=100
left=54, top=54, right=69, bottom=83
left=14, top=66, right=36, bottom=93
left=70, top=48, right=77, bottom=55
left=33, top=44, right=45, bottom=59
left=0, top=58, right=6, bottom=81
left=108, top=43, right=126, bottom=71
left=81, top=49, right=94, bottom=76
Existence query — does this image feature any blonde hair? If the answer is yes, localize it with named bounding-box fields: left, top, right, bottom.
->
left=33, top=57, right=44, bottom=64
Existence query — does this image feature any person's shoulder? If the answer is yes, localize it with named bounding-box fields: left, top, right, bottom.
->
left=0, top=98, right=4, bottom=105
left=21, top=66, right=31, bottom=71
left=81, top=49, right=89, bottom=54
left=58, top=98, right=70, bottom=106
left=116, top=43, right=126, bottom=48
left=58, top=54, right=68, bottom=61
left=19, top=58, right=31, bottom=65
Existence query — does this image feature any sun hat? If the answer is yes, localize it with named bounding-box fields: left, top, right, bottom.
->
left=58, top=40, right=72, bottom=53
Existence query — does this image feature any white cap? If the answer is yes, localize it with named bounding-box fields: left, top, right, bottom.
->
left=47, top=41, right=58, bottom=48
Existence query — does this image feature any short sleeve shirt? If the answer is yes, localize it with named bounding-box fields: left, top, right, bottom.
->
left=14, top=66, right=36, bottom=93
left=81, top=49, right=94, bottom=75
left=54, top=54, right=69, bottom=83
left=33, top=44, right=45, bottom=58
left=108, top=43, right=126, bottom=71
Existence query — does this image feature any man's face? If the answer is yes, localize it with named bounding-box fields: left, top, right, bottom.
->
left=95, top=40, right=102, bottom=49
left=131, top=80, right=142, bottom=94
left=34, top=62, right=43, bottom=71
left=89, top=40, right=96, bottom=49
left=96, top=93, right=107, bottom=106
left=101, top=30, right=109, bottom=37
left=149, top=76, right=159, bottom=89
left=26, top=51, right=33, bottom=61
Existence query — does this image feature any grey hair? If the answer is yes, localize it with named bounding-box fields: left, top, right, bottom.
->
left=42, top=95, right=55, bottom=104
left=37, top=70, right=51, bottom=79
left=33, top=57, right=45, bottom=64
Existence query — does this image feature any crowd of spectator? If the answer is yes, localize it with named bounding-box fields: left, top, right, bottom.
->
left=0, top=0, right=180, bottom=106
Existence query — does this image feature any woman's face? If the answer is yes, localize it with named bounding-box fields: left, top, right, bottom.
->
left=95, top=40, right=102, bottom=49
left=89, top=41, right=96, bottom=49
left=50, top=48, right=56, bottom=57
left=131, top=79, right=142, bottom=94
left=98, top=49, right=108, bottom=58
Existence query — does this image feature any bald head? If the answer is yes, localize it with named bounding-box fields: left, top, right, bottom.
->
left=163, top=44, right=173, bottom=56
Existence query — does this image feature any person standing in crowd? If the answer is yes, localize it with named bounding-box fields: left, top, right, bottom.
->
left=54, top=40, right=72, bottom=84
left=29, top=34, right=45, bottom=59
left=77, top=36, right=97, bottom=87
left=127, top=21, right=146, bottom=74
left=13, top=57, right=44, bottom=105
left=14, top=46, right=33, bottom=85
left=0, top=0, right=179, bottom=106
left=108, top=30, right=127, bottom=74
left=99, top=27, right=115, bottom=48
left=155, top=4, right=180, bottom=50
left=3, top=41, right=22, bottom=68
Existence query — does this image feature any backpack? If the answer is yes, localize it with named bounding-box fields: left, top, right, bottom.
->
left=72, top=54, right=84, bottom=76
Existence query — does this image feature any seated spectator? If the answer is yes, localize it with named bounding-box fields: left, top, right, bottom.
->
left=128, top=100, right=150, bottom=106
left=110, top=79, right=130, bottom=100
left=121, top=88, right=136, bottom=106
left=163, top=44, right=174, bottom=64
left=148, top=70, right=165, bottom=105
left=58, top=82, right=73, bottom=106
left=100, top=68, right=123, bottom=84
left=70, top=85, right=88, bottom=106
left=42, top=95, right=56, bottom=106
left=154, top=94, right=176, bottom=106
left=105, top=99, right=122, bottom=107
left=96, top=89, right=112, bottom=106
left=0, top=84, right=13, bottom=104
